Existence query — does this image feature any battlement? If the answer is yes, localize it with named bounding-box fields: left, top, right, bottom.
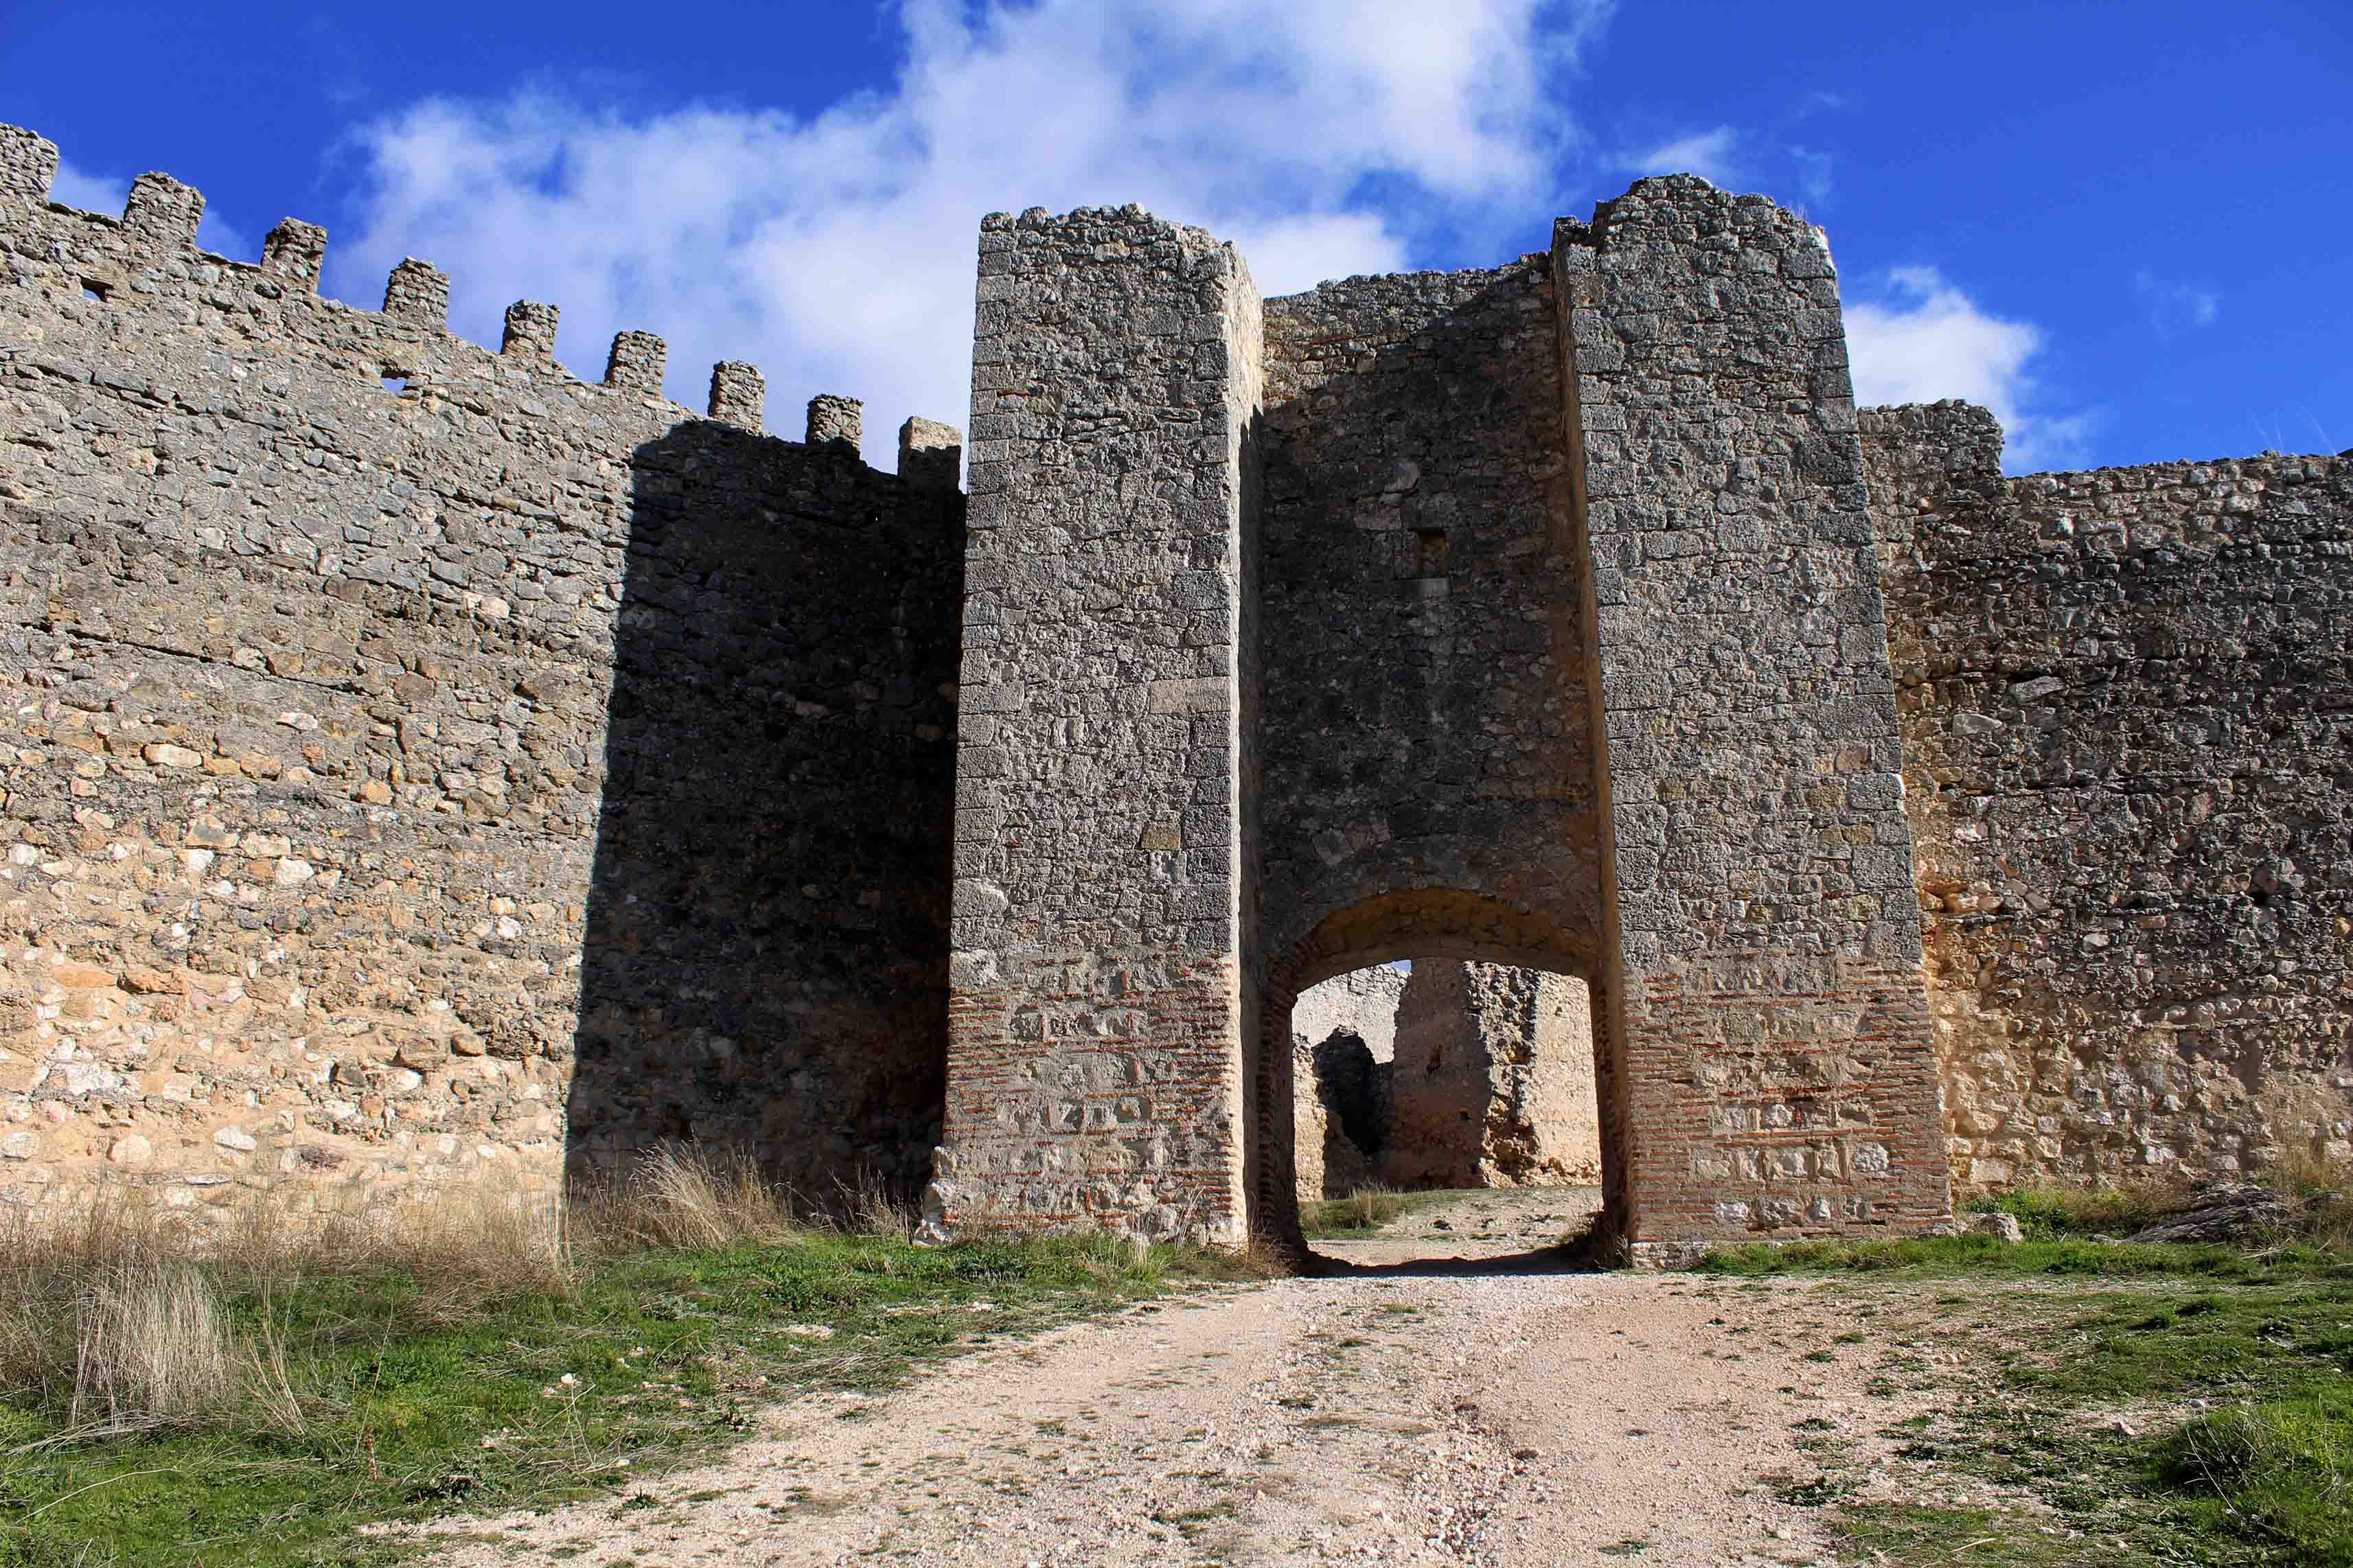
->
left=0, top=122, right=960, bottom=468
left=0, top=119, right=974, bottom=1230
left=0, top=122, right=60, bottom=205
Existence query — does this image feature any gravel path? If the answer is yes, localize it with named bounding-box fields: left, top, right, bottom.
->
left=420, top=1190, right=1936, bottom=1566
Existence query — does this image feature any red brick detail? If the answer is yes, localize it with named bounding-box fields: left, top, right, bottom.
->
left=1615, top=957, right=1948, bottom=1244
left=942, top=953, right=1243, bottom=1240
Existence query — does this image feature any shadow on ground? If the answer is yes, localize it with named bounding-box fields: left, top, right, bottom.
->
left=1307, top=1245, right=1605, bottom=1279
left=1305, top=1205, right=1613, bottom=1278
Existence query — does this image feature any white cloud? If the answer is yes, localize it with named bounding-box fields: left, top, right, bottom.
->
left=1786, top=144, right=1833, bottom=209
left=47, top=159, right=127, bottom=217
left=1846, top=265, right=2094, bottom=473
left=1623, top=126, right=1743, bottom=188
left=2134, top=270, right=2220, bottom=335
left=325, top=0, right=1610, bottom=464
left=48, top=157, right=251, bottom=262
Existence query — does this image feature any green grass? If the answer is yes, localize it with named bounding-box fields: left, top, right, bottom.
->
left=0, top=1230, right=1245, bottom=1567
left=2155, top=1387, right=2353, bottom=1561
left=1696, top=1232, right=2353, bottom=1284
left=1829, top=1501, right=2135, bottom=1565
left=1695, top=1214, right=2353, bottom=1566
left=1966, top=1184, right=2185, bottom=1241
left=1298, top=1188, right=1460, bottom=1239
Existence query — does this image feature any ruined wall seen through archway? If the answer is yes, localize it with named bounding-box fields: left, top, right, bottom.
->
left=1289, top=961, right=1602, bottom=1202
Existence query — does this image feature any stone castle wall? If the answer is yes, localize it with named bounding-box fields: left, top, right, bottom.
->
left=1257, top=263, right=1604, bottom=981
left=932, top=205, right=1263, bottom=1245
left=6, top=112, right=2344, bottom=1251
left=0, top=125, right=965, bottom=1219
left=1868, top=402, right=2353, bottom=1191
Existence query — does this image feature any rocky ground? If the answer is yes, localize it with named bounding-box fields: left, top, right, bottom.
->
left=411, top=1190, right=1975, bottom=1566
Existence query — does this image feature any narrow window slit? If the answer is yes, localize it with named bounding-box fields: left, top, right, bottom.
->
left=1414, top=527, right=1449, bottom=577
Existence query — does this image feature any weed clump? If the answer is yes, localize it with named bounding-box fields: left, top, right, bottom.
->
left=1309, top=1184, right=1402, bottom=1234
left=2154, top=1390, right=2353, bottom=1565
left=579, top=1143, right=803, bottom=1253
left=1969, top=1181, right=2188, bottom=1241
left=1296, top=1183, right=1476, bottom=1238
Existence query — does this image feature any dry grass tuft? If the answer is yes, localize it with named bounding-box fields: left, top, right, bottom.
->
left=1300, top=1183, right=1403, bottom=1234
left=67, top=1256, right=236, bottom=1435
left=0, top=1147, right=800, bottom=1437
left=2258, top=1082, right=2353, bottom=1247
left=833, top=1168, right=917, bottom=1246
left=1226, top=1235, right=1297, bottom=1280
left=1337, top=1184, right=1403, bottom=1230
left=579, top=1143, right=803, bottom=1254
left=0, top=1143, right=1251, bottom=1452
left=0, top=1184, right=585, bottom=1438
left=383, top=1188, right=576, bottom=1328
left=0, top=1195, right=240, bottom=1438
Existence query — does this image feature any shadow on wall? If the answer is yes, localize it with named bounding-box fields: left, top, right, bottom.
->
left=1254, top=263, right=1603, bottom=976
left=1311, top=1028, right=1387, bottom=1187
left=562, top=419, right=965, bottom=1206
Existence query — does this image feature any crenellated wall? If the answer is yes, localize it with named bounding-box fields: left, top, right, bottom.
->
left=0, top=124, right=966, bottom=1220
left=1869, top=402, right=2353, bottom=1192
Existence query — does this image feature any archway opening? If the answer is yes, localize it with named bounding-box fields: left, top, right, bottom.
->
left=1248, top=890, right=1622, bottom=1265
left=1287, top=960, right=1605, bottom=1263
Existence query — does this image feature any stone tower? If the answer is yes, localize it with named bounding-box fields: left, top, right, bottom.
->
left=926, top=182, right=1954, bottom=1260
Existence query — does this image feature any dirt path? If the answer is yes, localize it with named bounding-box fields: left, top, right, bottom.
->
left=418, top=1191, right=1942, bottom=1566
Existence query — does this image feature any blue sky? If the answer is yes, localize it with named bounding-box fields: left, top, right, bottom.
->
left=4, top=0, right=2345, bottom=472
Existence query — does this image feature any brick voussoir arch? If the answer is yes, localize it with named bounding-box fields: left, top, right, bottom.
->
left=1263, top=888, right=1597, bottom=1006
